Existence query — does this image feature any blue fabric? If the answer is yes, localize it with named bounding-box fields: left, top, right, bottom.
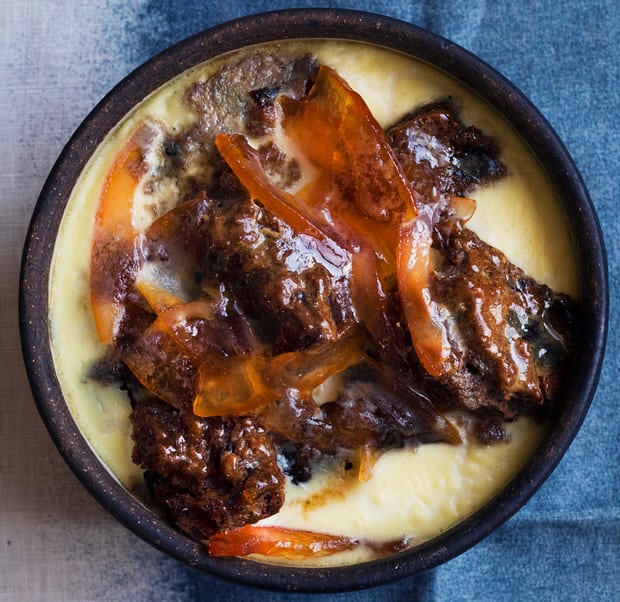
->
left=12, top=1, right=619, bottom=600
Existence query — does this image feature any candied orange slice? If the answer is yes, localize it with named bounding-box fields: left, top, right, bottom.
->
left=121, top=297, right=261, bottom=409
left=90, top=121, right=158, bottom=343
left=398, top=195, right=477, bottom=376
left=193, top=328, right=365, bottom=417
left=208, top=525, right=358, bottom=558
left=215, top=133, right=329, bottom=242
left=397, top=212, right=452, bottom=376
left=281, top=66, right=417, bottom=252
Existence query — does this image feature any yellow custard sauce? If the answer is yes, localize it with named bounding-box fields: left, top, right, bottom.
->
left=49, top=40, right=579, bottom=567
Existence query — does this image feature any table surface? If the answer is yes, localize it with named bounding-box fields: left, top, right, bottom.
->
left=2, top=2, right=618, bottom=600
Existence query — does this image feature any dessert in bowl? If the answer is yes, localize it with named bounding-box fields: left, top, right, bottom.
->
left=20, top=9, right=607, bottom=592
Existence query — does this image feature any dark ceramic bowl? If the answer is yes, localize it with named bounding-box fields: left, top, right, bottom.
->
left=19, top=8, right=607, bottom=593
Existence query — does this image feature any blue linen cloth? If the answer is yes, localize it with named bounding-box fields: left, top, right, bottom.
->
left=11, top=1, right=619, bottom=600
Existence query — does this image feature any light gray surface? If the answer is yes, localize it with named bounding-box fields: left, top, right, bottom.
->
left=2, top=1, right=618, bottom=601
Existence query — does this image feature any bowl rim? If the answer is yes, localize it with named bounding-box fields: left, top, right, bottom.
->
left=19, top=7, right=608, bottom=593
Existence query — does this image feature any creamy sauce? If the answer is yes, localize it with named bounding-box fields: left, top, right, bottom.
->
left=48, top=40, right=579, bottom=566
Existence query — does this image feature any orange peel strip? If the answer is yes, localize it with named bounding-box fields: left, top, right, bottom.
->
left=208, top=525, right=358, bottom=558
left=90, top=122, right=157, bottom=343
left=193, top=328, right=365, bottom=417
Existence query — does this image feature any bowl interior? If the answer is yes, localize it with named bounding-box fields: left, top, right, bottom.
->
left=19, top=9, right=607, bottom=593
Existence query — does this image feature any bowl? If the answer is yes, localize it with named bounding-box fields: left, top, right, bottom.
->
left=19, top=8, right=607, bottom=593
